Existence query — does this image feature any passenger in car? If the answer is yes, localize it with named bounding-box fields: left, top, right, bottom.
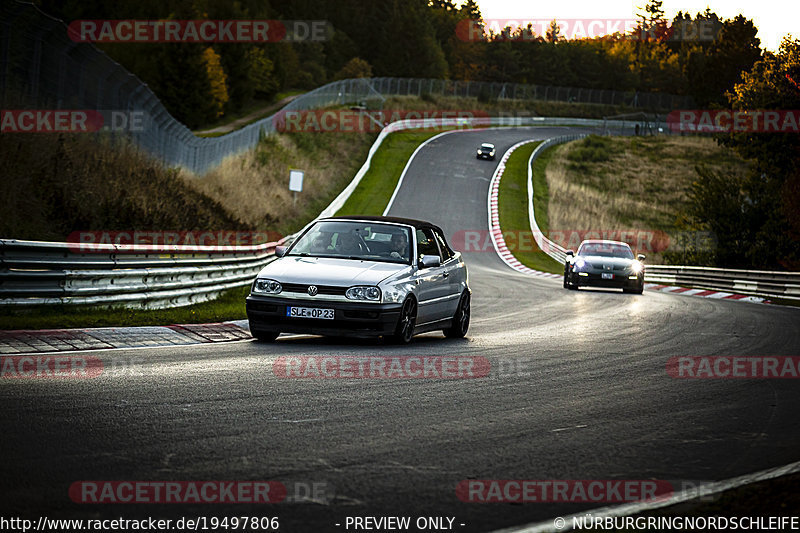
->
left=390, top=232, right=408, bottom=259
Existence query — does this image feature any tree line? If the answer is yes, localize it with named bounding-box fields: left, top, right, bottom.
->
left=36, top=0, right=764, bottom=127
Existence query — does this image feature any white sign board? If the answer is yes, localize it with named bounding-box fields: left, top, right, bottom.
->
left=289, top=169, right=304, bottom=192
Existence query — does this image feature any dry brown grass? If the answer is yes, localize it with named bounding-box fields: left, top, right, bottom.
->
left=546, top=135, right=751, bottom=262
left=184, top=130, right=375, bottom=235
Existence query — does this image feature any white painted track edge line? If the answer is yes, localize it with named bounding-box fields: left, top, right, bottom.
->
left=491, top=459, right=800, bottom=533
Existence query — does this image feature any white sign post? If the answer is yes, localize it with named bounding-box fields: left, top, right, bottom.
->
left=289, top=169, right=304, bottom=206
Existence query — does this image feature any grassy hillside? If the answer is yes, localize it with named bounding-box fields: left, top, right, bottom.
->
left=544, top=135, right=752, bottom=264
left=0, top=129, right=377, bottom=241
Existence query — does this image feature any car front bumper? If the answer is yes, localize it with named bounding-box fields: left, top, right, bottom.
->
left=571, top=272, right=643, bottom=289
left=246, top=295, right=402, bottom=337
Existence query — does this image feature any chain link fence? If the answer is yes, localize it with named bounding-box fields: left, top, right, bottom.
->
left=370, top=77, right=693, bottom=111
left=1, top=1, right=693, bottom=175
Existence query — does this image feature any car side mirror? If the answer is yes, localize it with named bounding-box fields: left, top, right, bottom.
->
left=566, top=250, right=574, bottom=256
left=419, top=255, right=441, bottom=268
left=275, top=245, right=287, bottom=257
left=637, top=254, right=646, bottom=261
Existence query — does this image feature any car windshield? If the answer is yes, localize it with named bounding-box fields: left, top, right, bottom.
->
left=287, top=221, right=412, bottom=264
left=578, top=243, right=634, bottom=259
left=481, top=145, right=493, bottom=149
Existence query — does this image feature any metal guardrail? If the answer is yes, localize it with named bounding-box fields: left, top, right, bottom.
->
left=0, top=238, right=286, bottom=308
left=525, top=136, right=800, bottom=302
left=526, top=135, right=588, bottom=266
left=644, top=265, right=800, bottom=301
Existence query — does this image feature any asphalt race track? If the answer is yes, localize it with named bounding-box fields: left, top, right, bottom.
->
left=2, top=127, right=800, bottom=532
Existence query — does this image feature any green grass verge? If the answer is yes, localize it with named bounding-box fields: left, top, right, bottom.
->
left=497, top=142, right=563, bottom=275
left=0, top=286, right=250, bottom=330
left=335, top=129, right=449, bottom=216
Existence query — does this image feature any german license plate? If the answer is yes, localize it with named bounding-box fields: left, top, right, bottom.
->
left=602, top=273, right=613, bottom=280
left=286, top=306, right=334, bottom=319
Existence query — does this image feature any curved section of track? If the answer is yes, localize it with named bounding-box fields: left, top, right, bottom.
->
left=2, top=127, right=799, bottom=532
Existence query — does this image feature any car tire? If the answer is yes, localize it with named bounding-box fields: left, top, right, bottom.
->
left=444, top=291, right=470, bottom=338
left=252, top=330, right=279, bottom=342
left=388, top=297, right=417, bottom=344
left=624, top=282, right=644, bottom=295
left=566, top=274, right=578, bottom=290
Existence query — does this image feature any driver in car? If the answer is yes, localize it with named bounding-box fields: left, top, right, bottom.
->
left=336, top=232, right=362, bottom=255
left=389, top=232, right=408, bottom=259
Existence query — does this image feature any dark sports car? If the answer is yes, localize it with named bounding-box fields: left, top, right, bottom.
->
left=563, top=240, right=645, bottom=294
left=476, top=143, right=496, bottom=160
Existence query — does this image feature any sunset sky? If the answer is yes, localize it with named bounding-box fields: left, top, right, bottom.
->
left=474, top=0, right=797, bottom=51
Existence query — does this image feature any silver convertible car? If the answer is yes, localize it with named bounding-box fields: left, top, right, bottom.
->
left=563, top=239, right=645, bottom=294
left=246, top=216, right=471, bottom=343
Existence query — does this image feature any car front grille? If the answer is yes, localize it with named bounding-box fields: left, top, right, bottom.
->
left=280, top=283, right=348, bottom=296
left=589, top=263, right=628, bottom=271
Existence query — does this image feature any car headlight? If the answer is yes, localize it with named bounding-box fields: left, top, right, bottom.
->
left=630, top=261, right=643, bottom=274
left=574, top=258, right=586, bottom=270
left=345, top=286, right=381, bottom=301
left=253, top=278, right=282, bottom=294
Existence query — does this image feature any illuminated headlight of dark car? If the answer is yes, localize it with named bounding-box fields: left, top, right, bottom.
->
left=346, top=286, right=381, bottom=301
left=253, top=278, right=282, bottom=294
left=574, top=258, right=587, bottom=270
left=630, top=261, right=643, bottom=274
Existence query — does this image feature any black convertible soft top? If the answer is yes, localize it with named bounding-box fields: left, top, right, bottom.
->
left=324, top=215, right=445, bottom=235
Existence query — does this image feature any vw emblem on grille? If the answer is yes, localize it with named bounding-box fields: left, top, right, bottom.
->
left=307, top=285, right=318, bottom=296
